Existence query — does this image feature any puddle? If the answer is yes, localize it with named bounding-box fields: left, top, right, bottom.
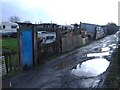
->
left=87, top=52, right=110, bottom=58
left=71, top=58, right=110, bottom=77
left=117, top=37, right=119, bottom=42
left=80, top=78, right=101, bottom=88
left=108, top=43, right=116, bottom=47
left=108, top=44, right=117, bottom=49
left=102, top=43, right=107, bottom=47
left=101, top=47, right=111, bottom=52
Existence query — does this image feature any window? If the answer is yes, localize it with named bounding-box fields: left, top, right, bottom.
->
left=46, top=36, right=54, bottom=40
left=41, top=31, right=47, bottom=34
left=3, top=25, right=5, bottom=29
left=11, top=25, right=17, bottom=29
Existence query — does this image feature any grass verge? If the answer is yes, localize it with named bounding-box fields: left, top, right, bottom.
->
left=104, top=46, right=120, bottom=88
left=1, top=37, right=18, bottom=51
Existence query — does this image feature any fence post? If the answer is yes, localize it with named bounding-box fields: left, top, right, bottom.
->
left=4, top=53, right=8, bottom=74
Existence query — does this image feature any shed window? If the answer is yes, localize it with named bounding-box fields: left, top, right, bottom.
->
left=3, top=25, right=5, bottom=29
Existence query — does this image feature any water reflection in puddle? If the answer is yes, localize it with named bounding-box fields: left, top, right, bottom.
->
left=71, top=58, right=109, bottom=77
left=108, top=44, right=117, bottom=49
left=102, top=43, right=107, bottom=47
left=101, top=47, right=111, bottom=52
left=87, top=52, right=110, bottom=58
left=80, top=78, right=101, bottom=88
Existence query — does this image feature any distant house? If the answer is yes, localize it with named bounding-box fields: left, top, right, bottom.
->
left=58, top=25, right=74, bottom=30
left=36, top=23, right=58, bottom=32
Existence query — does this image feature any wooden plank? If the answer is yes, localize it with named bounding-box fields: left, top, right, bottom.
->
left=0, top=56, right=7, bottom=76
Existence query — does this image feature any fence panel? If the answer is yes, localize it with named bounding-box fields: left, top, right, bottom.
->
left=61, top=35, right=82, bottom=52
left=2, top=50, right=20, bottom=75
left=0, top=56, right=7, bottom=76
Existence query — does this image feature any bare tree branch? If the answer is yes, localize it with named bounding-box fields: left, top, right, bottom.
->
left=9, top=16, right=20, bottom=23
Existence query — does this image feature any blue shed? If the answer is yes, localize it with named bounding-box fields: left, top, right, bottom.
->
left=17, top=23, right=37, bottom=70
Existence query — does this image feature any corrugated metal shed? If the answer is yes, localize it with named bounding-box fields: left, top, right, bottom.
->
left=80, top=23, right=98, bottom=33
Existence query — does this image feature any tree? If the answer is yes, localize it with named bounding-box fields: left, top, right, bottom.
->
left=9, top=16, right=20, bottom=23
left=106, top=23, right=119, bottom=35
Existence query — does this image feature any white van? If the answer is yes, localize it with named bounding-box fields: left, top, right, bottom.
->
left=0, top=22, right=19, bottom=37
left=37, top=31, right=56, bottom=44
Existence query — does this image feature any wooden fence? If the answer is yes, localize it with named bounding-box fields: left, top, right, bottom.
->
left=61, top=35, right=82, bottom=52
left=36, top=28, right=89, bottom=63
left=2, top=50, right=20, bottom=75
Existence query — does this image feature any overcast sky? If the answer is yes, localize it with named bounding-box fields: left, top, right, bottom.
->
left=1, top=0, right=119, bottom=25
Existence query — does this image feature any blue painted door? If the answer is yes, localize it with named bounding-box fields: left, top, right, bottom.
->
left=21, top=28, right=33, bottom=68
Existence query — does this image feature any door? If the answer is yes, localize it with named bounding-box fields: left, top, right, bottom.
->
left=21, top=28, right=33, bottom=69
